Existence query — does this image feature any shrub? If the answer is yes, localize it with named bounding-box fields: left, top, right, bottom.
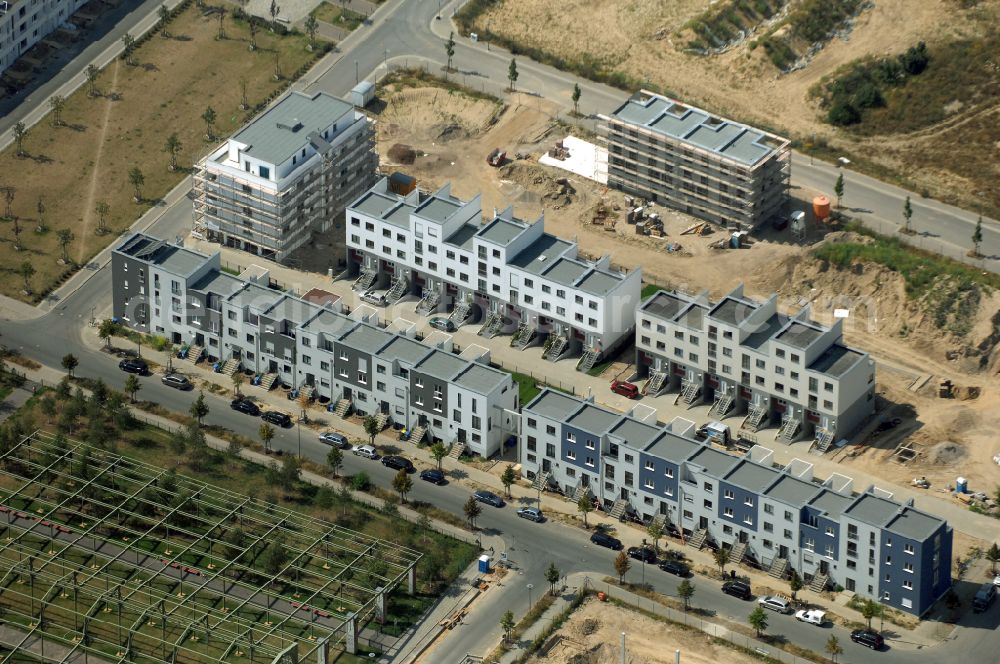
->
left=852, top=82, right=884, bottom=109
left=827, top=101, right=861, bottom=126
left=900, top=41, right=929, bottom=75
left=351, top=472, right=371, bottom=491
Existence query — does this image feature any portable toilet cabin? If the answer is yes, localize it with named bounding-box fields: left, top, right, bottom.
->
left=478, top=554, right=491, bottom=574
left=956, top=477, right=968, bottom=494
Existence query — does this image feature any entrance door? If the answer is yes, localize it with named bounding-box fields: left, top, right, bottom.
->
left=620, top=488, right=629, bottom=500
left=699, top=516, right=709, bottom=530
left=380, top=400, right=389, bottom=414
left=739, top=531, right=749, bottom=544
left=343, top=387, right=352, bottom=400
left=820, top=560, right=829, bottom=575
left=581, top=475, right=590, bottom=487
left=779, top=545, right=789, bottom=559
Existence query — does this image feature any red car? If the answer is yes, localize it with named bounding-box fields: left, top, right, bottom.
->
left=611, top=380, right=640, bottom=399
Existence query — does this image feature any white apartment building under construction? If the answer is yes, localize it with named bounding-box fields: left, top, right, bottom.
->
left=0, top=0, right=87, bottom=74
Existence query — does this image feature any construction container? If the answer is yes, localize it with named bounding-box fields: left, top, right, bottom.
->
left=813, top=196, right=831, bottom=221
left=635, top=221, right=646, bottom=235
left=388, top=172, right=416, bottom=195
left=956, top=477, right=968, bottom=494
left=350, top=81, right=375, bottom=108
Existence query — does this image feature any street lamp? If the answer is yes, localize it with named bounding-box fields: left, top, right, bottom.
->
left=526, top=583, right=534, bottom=612
left=355, top=59, right=359, bottom=85
left=641, top=538, right=647, bottom=586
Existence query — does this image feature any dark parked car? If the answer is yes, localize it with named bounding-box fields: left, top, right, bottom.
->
left=261, top=411, right=292, bottom=428
left=118, top=358, right=148, bottom=375
left=318, top=432, right=349, bottom=448
left=850, top=629, right=884, bottom=650
left=627, top=546, right=657, bottom=564
left=473, top=490, right=504, bottom=508
left=381, top=455, right=415, bottom=472
left=161, top=373, right=192, bottom=390
left=658, top=560, right=689, bottom=576
left=230, top=399, right=261, bottom=416
left=419, top=468, right=446, bottom=485
left=589, top=531, right=623, bottom=551
left=722, top=580, right=753, bottom=600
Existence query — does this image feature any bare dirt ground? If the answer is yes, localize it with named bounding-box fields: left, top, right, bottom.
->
left=532, top=597, right=760, bottom=664
left=336, top=81, right=1000, bottom=501
left=466, top=0, right=1000, bottom=212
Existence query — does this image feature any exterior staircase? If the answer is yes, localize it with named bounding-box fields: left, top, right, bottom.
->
left=608, top=498, right=629, bottom=521
left=408, top=425, right=427, bottom=445
left=416, top=289, right=441, bottom=315
left=298, top=384, right=315, bottom=401
left=259, top=372, right=279, bottom=391
left=512, top=321, right=535, bottom=350
left=572, top=482, right=591, bottom=503
left=544, top=335, right=568, bottom=362
left=778, top=418, right=800, bottom=444
left=185, top=344, right=204, bottom=366
left=728, top=540, right=748, bottom=564
left=531, top=471, right=551, bottom=492
left=813, top=429, right=835, bottom=453
left=809, top=572, right=829, bottom=593
left=478, top=311, right=504, bottom=338
left=643, top=370, right=667, bottom=396
left=219, top=358, right=240, bottom=376
left=651, top=512, right=668, bottom=532
left=742, top=404, right=768, bottom=432
left=449, top=300, right=472, bottom=325
left=687, top=529, right=708, bottom=550
left=448, top=442, right=466, bottom=459
left=768, top=557, right=789, bottom=579
left=385, top=276, right=408, bottom=304
left=680, top=380, right=701, bottom=407
left=373, top=411, right=390, bottom=431
left=710, top=393, right=734, bottom=417
left=353, top=268, right=377, bottom=292
left=332, top=398, right=352, bottom=418
left=576, top=348, right=600, bottom=373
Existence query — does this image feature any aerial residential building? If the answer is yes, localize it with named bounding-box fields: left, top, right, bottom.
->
left=635, top=285, right=875, bottom=448
left=0, top=0, right=88, bottom=75
left=112, top=232, right=517, bottom=456
left=519, top=388, right=952, bottom=616
left=193, top=90, right=378, bottom=262
left=345, top=176, right=642, bottom=370
left=600, top=90, right=790, bottom=228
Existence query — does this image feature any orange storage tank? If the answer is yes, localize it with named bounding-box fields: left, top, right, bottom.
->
left=813, top=196, right=831, bottom=221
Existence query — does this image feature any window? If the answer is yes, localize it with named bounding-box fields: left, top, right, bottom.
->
left=825, top=545, right=834, bottom=557
left=566, top=432, right=576, bottom=443
left=744, top=496, right=754, bottom=507
left=703, top=500, right=712, bottom=509
left=901, top=598, right=913, bottom=609
left=665, top=468, right=674, bottom=478
left=804, top=538, right=815, bottom=552
left=904, top=544, right=914, bottom=555
left=584, top=439, right=595, bottom=450
left=703, top=482, right=713, bottom=493
left=724, top=507, right=734, bottom=517
left=527, top=418, right=537, bottom=429
left=585, top=456, right=596, bottom=468
left=357, top=371, right=367, bottom=384
left=763, top=522, right=773, bottom=533
left=743, top=515, right=753, bottom=525
left=886, top=538, right=892, bottom=548
left=903, top=562, right=913, bottom=573
left=825, top=526, right=835, bottom=537
left=724, top=489, right=734, bottom=500
left=784, top=511, right=793, bottom=522
left=546, top=425, right=556, bottom=435
left=764, top=504, right=774, bottom=515
left=885, top=555, right=892, bottom=566
left=644, top=460, right=655, bottom=471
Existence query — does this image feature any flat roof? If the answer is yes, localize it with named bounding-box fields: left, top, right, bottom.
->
left=338, top=324, right=394, bottom=355
left=525, top=389, right=583, bottom=421
left=265, top=296, right=322, bottom=323
left=686, top=446, right=740, bottom=478
left=117, top=234, right=207, bottom=276
left=508, top=233, right=573, bottom=276
left=776, top=322, right=824, bottom=350
left=476, top=218, right=527, bottom=246
left=576, top=269, right=623, bottom=296
left=444, top=223, right=479, bottom=252
left=301, top=309, right=352, bottom=333
left=453, top=363, right=509, bottom=394
left=723, top=461, right=781, bottom=493
left=302, top=288, right=341, bottom=307
left=228, top=282, right=282, bottom=310
left=190, top=270, right=243, bottom=295
left=608, top=91, right=788, bottom=167
left=809, top=345, right=865, bottom=378
left=677, top=304, right=705, bottom=330
left=765, top=475, right=822, bottom=507
left=608, top=417, right=662, bottom=450
left=808, top=489, right=855, bottom=519
left=414, top=196, right=461, bottom=224
left=742, top=313, right=784, bottom=350
left=376, top=335, right=431, bottom=366
left=566, top=403, right=621, bottom=435
left=645, top=431, right=701, bottom=463
left=352, top=190, right=407, bottom=220
left=885, top=508, right=945, bottom=541
left=235, top=91, right=354, bottom=165
left=642, top=291, right=687, bottom=321
left=542, top=257, right=589, bottom=288
left=845, top=493, right=900, bottom=527
left=415, top=349, right=469, bottom=380
left=710, top=297, right=756, bottom=326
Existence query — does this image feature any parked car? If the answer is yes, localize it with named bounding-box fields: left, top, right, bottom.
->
left=230, top=399, right=261, bottom=416
left=118, top=358, right=149, bottom=375
left=353, top=445, right=378, bottom=460
left=516, top=507, right=544, bottom=522
left=850, top=629, right=884, bottom=650
left=657, top=560, right=689, bottom=576
left=318, top=432, right=349, bottom=448
left=419, top=468, right=446, bottom=485
left=161, top=373, right=192, bottom=390
left=610, top=380, right=640, bottom=399
left=381, top=455, right=415, bottom=472
left=993, top=574, right=1000, bottom=587
left=722, top=580, right=753, bottom=600
left=361, top=290, right=387, bottom=306
left=627, top=546, right=657, bottom=564
left=872, top=418, right=902, bottom=436
left=261, top=411, right=292, bottom=428
left=428, top=317, right=456, bottom=332
left=758, top=596, right=792, bottom=614
left=973, top=582, right=997, bottom=613
left=590, top=531, right=623, bottom=551
left=473, top=490, right=504, bottom=508
left=794, top=609, right=826, bottom=626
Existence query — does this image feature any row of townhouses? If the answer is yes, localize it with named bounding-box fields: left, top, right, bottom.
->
left=519, top=389, right=952, bottom=617
left=344, top=176, right=643, bottom=371
left=111, top=232, right=518, bottom=457
left=1, top=0, right=87, bottom=74
left=635, top=286, right=876, bottom=446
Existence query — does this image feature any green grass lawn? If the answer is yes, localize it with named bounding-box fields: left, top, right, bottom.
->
left=511, top=372, right=542, bottom=404
left=310, top=2, right=367, bottom=30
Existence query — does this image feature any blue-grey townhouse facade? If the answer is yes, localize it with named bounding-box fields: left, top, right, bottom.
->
left=519, top=388, right=952, bottom=616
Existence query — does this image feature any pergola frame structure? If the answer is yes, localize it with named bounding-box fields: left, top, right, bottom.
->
left=0, top=431, right=422, bottom=664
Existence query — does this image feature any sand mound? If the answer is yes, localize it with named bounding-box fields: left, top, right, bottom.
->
left=928, top=441, right=966, bottom=465
left=387, top=143, right=416, bottom=164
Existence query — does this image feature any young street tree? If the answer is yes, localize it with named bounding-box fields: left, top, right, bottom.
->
left=789, top=569, right=803, bottom=601
left=463, top=495, right=482, bottom=528
left=646, top=520, right=664, bottom=553
left=95, top=201, right=110, bottom=233
left=902, top=195, right=913, bottom=234
left=392, top=468, right=413, bottom=502
left=572, top=83, right=581, bottom=116
left=826, top=635, right=843, bottom=663
left=269, top=0, right=281, bottom=30
left=500, top=464, right=516, bottom=497
left=217, top=7, right=227, bottom=40
left=99, top=319, right=117, bottom=349
left=677, top=579, right=695, bottom=611
left=238, top=77, right=249, bottom=111
left=158, top=4, right=171, bottom=37
left=164, top=133, right=182, bottom=171
left=57, top=229, right=74, bottom=264
left=202, top=106, right=217, bottom=140
left=259, top=422, right=275, bottom=453
left=124, top=374, right=141, bottom=402
left=834, top=173, right=844, bottom=209
left=231, top=372, right=244, bottom=398
left=986, top=542, right=1000, bottom=574
left=445, top=31, right=455, bottom=74
left=249, top=20, right=258, bottom=51
left=507, top=58, right=518, bottom=91
left=430, top=441, right=448, bottom=469
left=545, top=562, right=560, bottom=595
left=189, top=391, right=209, bottom=425
left=19, top=261, right=34, bottom=294
left=326, top=446, right=343, bottom=477
left=613, top=550, right=631, bottom=583
left=577, top=493, right=593, bottom=528
left=304, top=15, right=319, bottom=49
left=36, top=196, right=46, bottom=232
left=128, top=167, right=145, bottom=203
left=49, top=95, right=66, bottom=126
left=861, top=598, right=882, bottom=630
left=85, top=64, right=100, bottom=97
left=121, top=33, right=136, bottom=66
left=972, top=215, right=983, bottom=257
left=500, top=609, right=515, bottom=644
left=61, top=353, right=79, bottom=377
left=748, top=606, right=769, bottom=638
left=713, top=545, right=729, bottom=577
left=363, top=414, right=380, bottom=445
left=13, top=121, right=26, bottom=157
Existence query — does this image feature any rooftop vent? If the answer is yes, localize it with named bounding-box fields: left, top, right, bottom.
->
left=538, top=255, right=547, bottom=262
left=277, top=118, right=304, bottom=132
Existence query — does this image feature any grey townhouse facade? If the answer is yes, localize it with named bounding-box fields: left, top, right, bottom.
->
left=635, top=285, right=876, bottom=449
left=519, top=388, right=952, bottom=617
left=111, top=232, right=518, bottom=456
left=344, top=176, right=642, bottom=371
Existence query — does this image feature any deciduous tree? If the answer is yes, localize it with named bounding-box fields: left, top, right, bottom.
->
left=748, top=606, right=768, bottom=637
left=677, top=579, right=695, bottom=611
left=189, top=391, right=209, bottom=425
left=545, top=562, right=560, bottom=595
left=392, top=468, right=413, bottom=503
left=507, top=58, right=518, bottom=91
left=577, top=493, right=592, bottom=528
left=826, top=635, right=843, bottom=663
left=463, top=495, right=481, bottom=528
left=326, top=446, right=343, bottom=477
left=128, top=167, right=144, bottom=203
left=572, top=83, right=581, bottom=115
left=614, top=550, right=630, bottom=583
left=430, top=441, right=447, bottom=469
left=124, top=374, right=141, bottom=402
left=500, top=464, right=516, bottom=497
left=13, top=121, right=26, bottom=157
left=164, top=133, right=182, bottom=171
left=259, top=422, right=275, bottom=453
left=49, top=95, right=66, bottom=126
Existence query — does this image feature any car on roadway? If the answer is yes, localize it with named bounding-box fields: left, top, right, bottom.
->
left=381, top=455, right=415, bottom=472
left=318, top=432, right=350, bottom=448
left=994, top=574, right=1000, bottom=587
left=850, top=629, right=884, bottom=650
left=353, top=445, right=378, bottom=460
left=473, top=490, right=504, bottom=508
left=657, top=559, right=689, bottom=577
left=758, top=596, right=792, bottom=614
left=516, top=507, right=544, bottom=522
left=589, top=531, right=623, bottom=551
left=419, top=468, right=446, bottom=485
left=230, top=399, right=261, bottom=416
left=261, top=411, right=292, bottom=428
left=794, top=609, right=826, bottom=626
left=118, top=358, right=149, bottom=375
left=721, top=580, right=753, bottom=600
left=360, top=290, right=387, bottom=306
left=161, top=373, right=192, bottom=390
left=428, top=317, right=456, bottom=332
left=610, top=380, right=640, bottom=399
left=627, top=546, right=657, bottom=564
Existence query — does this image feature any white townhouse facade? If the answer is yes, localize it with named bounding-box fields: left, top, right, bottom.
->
left=1, top=0, right=87, bottom=74
left=635, top=285, right=875, bottom=446
left=112, top=233, right=517, bottom=457
left=519, top=388, right=952, bottom=617
left=193, top=90, right=378, bottom=262
left=345, top=177, right=642, bottom=370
